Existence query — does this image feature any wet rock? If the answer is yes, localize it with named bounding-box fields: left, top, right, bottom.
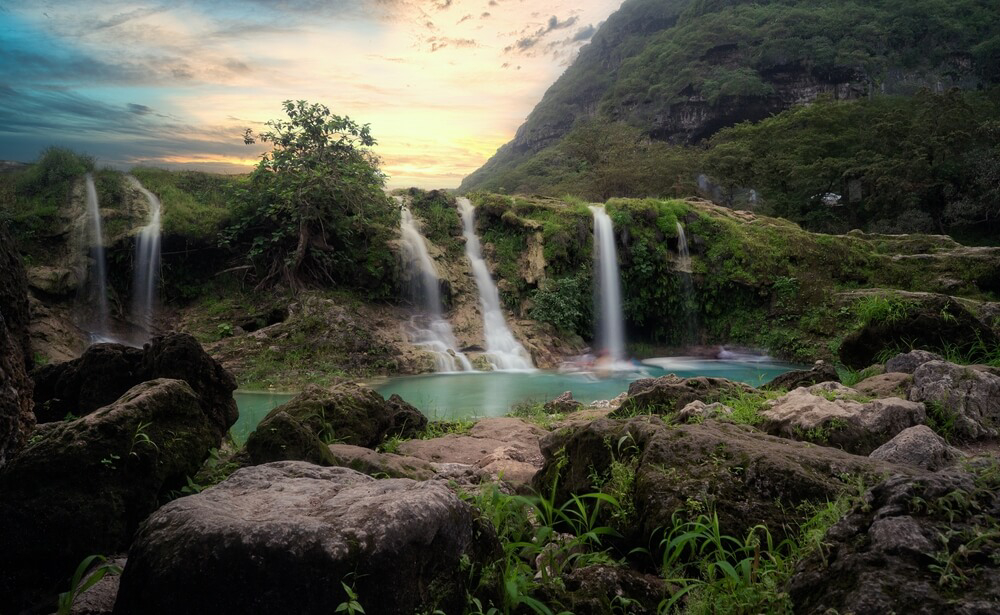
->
left=328, top=443, right=436, bottom=480
left=0, top=379, right=217, bottom=612
left=761, top=385, right=925, bottom=454
left=909, top=360, right=1000, bottom=441
left=114, top=462, right=499, bottom=615
left=32, top=332, right=238, bottom=440
left=854, top=372, right=913, bottom=398
left=0, top=224, right=33, bottom=466
left=545, top=391, right=583, bottom=414
left=612, top=375, right=755, bottom=417
left=789, top=467, right=1000, bottom=614
left=886, top=350, right=944, bottom=374
left=869, top=425, right=963, bottom=471
left=762, top=361, right=840, bottom=390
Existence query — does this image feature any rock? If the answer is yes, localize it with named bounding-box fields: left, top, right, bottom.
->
left=70, top=556, right=126, bottom=615
left=675, top=400, right=733, bottom=423
left=26, top=265, right=80, bottom=296
left=909, top=360, right=1000, bottom=441
left=535, top=564, right=666, bottom=614
left=885, top=350, right=944, bottom=374
left=533, top=418, right=905, bottom=546
left=761, top=387, right=925, bottom=454
left=245, top=383, right=427, bottom=456
left=854, top=372, right=913, bottom=398
left=545, top=391, right=583, bottom=414
left=612, top=375, right=755, bottom=417
left=789, top=467, right=1000, bottom=613
left=0, top=379, right=217, bottom=612
left=32, top=333, right=238, bottom=440
left=0, top=224, right=33, bottom=467
left=839, top=295, right=996, bottom=369
left=869, top=425, right=963, bottom=471
left=113, top=462, right=499, bottom=615
left=328, top=443, right=436, bottom=480
left=762, top=362, right=840, bottom=390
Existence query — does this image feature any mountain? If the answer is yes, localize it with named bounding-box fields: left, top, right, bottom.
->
left=460, top=0, right=1000, bottom=196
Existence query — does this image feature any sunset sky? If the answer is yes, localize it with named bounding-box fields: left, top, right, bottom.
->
left=0, top=0, right=622, bottom=188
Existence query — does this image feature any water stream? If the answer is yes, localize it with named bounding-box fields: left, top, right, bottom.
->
left=457, top=197, right=534, bottom=371
left=589, top=206, right=626, bottom=363
left=399, top=205, right=473, bottom=372
left=676, top=221, right=698, bottom=344
left=128, top=176, right=162, bottom=339
left=83, top=174, right=110, bottom=337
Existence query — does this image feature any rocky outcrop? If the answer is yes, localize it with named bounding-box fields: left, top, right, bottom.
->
left=762, top=362, right=839, bottom=390
left=909, top=360, right=1000, bottom=441
left=760, top=383, right=925, bottom=454
left=869, top=425, right=963, bottom=471
left=854, top=371, right=913, bottom=398
left=533, top=418, right=904, bottom=546
left=544, top=391, right=583, bottom=414
left=0, top=379, right=217, bottom=612
left=789, top=465, right=1000, bottom=613
left=886, top=350, right=944, bottom=374
left=0, top=224, right=34, bottom=466
left=32, top=333, right=238, bottom=440
left=114, top=462, right=499, bottom=615
left=612, top=375, right=754, bottom=417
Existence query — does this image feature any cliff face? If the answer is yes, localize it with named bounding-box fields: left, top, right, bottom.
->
left=0, top=224, right=34, bottom=466
left=461, top=0, right=998, bottom=192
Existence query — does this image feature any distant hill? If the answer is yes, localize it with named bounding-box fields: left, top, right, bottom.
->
left=461, top=0, right=1000, bottom=201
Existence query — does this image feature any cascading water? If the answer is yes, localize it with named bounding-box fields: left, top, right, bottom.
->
left=83, top=173, right=110, bottom=337
left=128, top=176, right=162, bottom=337
left=399, top=205, right=473, bottom=372
left=675, top=221, right=698, bottom=344
left=589, top=206, right=626, bottom=364
left=457, top=198, right=534, bottom=371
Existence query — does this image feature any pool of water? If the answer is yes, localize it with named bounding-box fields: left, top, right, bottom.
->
left=230, top=357, right=799, bottom=442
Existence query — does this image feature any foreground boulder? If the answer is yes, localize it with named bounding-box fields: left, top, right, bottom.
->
left=909, top=360, right=1000, bottom=441
left=114, top=462, right=499, bottom=615
left=869, top=425, right=963, bottom=471
left=32, top=332, right=238, bottom=439
left=760, top=383, right=926, bottom=454
left=533, top=418, right=905, bottom=545
left=0, top=379, right=217, bottom=612
left=611, top=375, right=754, bottom=417
left=789, top=464, right=1000, bottom=613
left=245, top=383, right=426, bottom=464
left=0, top=224, right=34, bottom=466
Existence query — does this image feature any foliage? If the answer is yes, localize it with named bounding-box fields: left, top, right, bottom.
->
left=130, top=167, right=236, bottom=240
left=57, top=555, right=122, bottom=615
left=530, top=273, right=592, bottom=337
left=223, top=100, right=397, bottom=293
left=853, top=293, right=912, bottom=326
left=402, top=188, right=464, bottom=257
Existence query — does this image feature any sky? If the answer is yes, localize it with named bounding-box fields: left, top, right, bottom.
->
left=0, top=0, right=623, bottom=188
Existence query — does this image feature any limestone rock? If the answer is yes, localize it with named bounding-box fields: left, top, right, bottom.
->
left=328, top=443, right=436, bottom=480
left=0, top=379, right=216, bottom=612
left=113, top=462, right=499, bottom=615
left=909, top=360, right=1000, bottom=441
left=762, top=362, right=840, bottom=390
left=0, top=223, right=33, bottom=467
left=675, top=400, right=733, bottom=423
left=854, top=372, right=912, bottom=398
left=26, top=265, right=80, bottom=297
left=869, top=425, right=963, bottom=471
left=613, top=374, right=755, bottom=417
left=761, top=387, right=925, bottom=454
left=544, top=391, right=583, bottom=414
left=885, top=350, right=944, bottom=374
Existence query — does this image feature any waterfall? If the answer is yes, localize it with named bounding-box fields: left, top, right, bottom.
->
left=127, top=176, right=162, bottom=337
left=399, top=205, right=473, bottom=372
left=676, top=222, right=698, bottom=344
left=589, top=206, right=626, bottom=363
left=83, top=173, right=110, bottom=337
left=457, top=198, right=534, bottom=371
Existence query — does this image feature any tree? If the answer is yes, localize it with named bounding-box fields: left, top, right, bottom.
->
left=224, top=100, right=396, bottom=291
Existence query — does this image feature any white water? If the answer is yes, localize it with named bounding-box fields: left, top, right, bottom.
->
left=675, top=221, right=698, bottom=344
left=128, top=176, right=162, bottom=338
left=457, top=198, right=534, bottom=371
left=676, top=222, right=692, bottom=274
left=83, top=174, right=110, bottom=336
left=399, top=205, right=473, bottom=372
left=590, top=206, right=626, bottom=363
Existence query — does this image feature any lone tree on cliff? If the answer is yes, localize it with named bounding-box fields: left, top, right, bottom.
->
left=225, top=100, right=396, bottom=291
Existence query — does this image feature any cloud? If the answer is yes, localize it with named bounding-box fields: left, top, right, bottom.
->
left=427, top=36, right=478, bottom=52
left=505, top=14, right=579, bottom=54
left=127, top=103, right=154, bottom=115
left=571, top=24, right=596, bottom=41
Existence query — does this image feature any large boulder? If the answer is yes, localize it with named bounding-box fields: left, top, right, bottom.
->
left=839, top=295, right=997, bottom=369
left=854, top=371, right=913, bottom=398
left=244, top=383, right=426, bottom=460
left=533, top=418, right=905, bottom=546
left=789, top=465, right=1000, bottom=613
left=0, top=379, right=217, bottom=612
left=113, top=462, right=499, bottom=615
left=869, top=425, right=963, bottom=471
left=760, top=383, right=926, bottom=454
left=762, top=362, right=840, bottom=391
left=909, top=360, right=1000, bottom=441
left=611, top=375, right=755, bottom=417
left=0, top=223, right=34, bottom=466
left=32, top=332, right=238, bottom=440
left=885, top=350, right=944, bottom=374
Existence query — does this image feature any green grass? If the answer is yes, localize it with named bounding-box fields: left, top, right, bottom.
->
left=130, top=167, right=237, bottom=239
left=853, top=293, right=912, bottom=327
